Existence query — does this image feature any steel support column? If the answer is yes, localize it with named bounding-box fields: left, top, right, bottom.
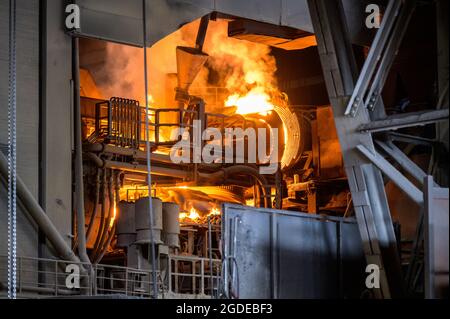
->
left=308, top=0, right=404, bottom=298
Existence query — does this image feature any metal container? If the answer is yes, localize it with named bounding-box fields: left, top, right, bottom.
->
left=162, top=202, right=180, bottom=248
left=135, top=197, right=163, bottom=244
left=116, top=201, right=136, bottom=248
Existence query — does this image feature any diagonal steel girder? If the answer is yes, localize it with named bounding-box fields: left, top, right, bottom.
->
left=308, top=0, right=405, bottom=298
left=345, top=0, right=416, bottom=116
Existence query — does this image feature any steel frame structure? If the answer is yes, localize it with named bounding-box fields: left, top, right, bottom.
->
left=308, top=0, right=401, bottom=299
left=308, top=0, right=449, bottom=298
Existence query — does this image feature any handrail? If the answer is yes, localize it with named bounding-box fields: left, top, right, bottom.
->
left=167, top=255, right=221, bottom=297
left=0, top=255, right=160, bottom=299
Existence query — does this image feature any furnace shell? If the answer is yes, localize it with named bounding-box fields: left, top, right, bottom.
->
left=135, top=197, right=163, bottom=244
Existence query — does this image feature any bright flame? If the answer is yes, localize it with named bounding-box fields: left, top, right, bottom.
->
left=225, top=87, right=275, bottom=116
left=208, top=207, right=221, bottom=216
left=179, top=207, right=201, bottom=222
left=189, top=207, right=200, bottom=220
left=200, top=20, right=280, bottom=117
left=178, top=207, right=222, bottom=224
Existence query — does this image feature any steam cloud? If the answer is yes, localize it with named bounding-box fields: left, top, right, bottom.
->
left=94, top=19, right=280, bottom=110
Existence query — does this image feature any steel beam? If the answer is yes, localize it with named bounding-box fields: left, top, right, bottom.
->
left=375, top=140, right=430, bottom=187
left=356, top=144, right=424, bottom=205
left=345, top=0, right=416, bottom=116
left=344, top=0, right=401, bottom=116
left=365, top=0, right=416, bottom=112
left=358, top=109, right=449, bottom=133
left=308, top=0, right=405, bottom=298
left=388, top=132, right=435, bottom=146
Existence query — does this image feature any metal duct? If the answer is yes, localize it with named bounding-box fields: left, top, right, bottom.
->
left=176, top=46, right=209, bottom=93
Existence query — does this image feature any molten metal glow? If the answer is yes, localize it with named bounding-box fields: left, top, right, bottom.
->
left=225, top=87, right=275, bottom=116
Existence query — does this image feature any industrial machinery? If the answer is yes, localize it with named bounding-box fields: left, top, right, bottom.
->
left=0, top=0, right=448, bottom=300
left=67, top=14, right=361, bottom=298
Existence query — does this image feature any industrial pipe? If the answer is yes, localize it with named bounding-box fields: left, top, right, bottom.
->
left=73, top=37, right=90, bottom=265
left=92, top=169, right=107, bottom=259
left=104, top=158, right=190, bottom=179
left=85, top=143, right=174, bottom=164
left=85, top=168, right=101, bottom=243
left=95, top=224, right=116, bottom=264
left=86, top=152, right=190, bottom=180
left=0, top=152, right=80, bottom=264
left=85, top=152, right=104, bottom=168
left=94, top=171, right=117, bottom=263
left=92, top=169, right=111, bottom=261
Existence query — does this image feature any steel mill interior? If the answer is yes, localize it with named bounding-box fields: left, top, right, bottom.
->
left=0, top=0, right=448, bottom=300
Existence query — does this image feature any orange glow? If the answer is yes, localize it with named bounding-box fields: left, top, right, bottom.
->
left=246, top=199, right=255, bottom=207
left=109, top=200, right=117, bottom=229
left=199, top=20, right=281, bottom=117
left=179, top=207, right=201, bottom=223
left=189, top=207, right=200, bottom=220
left=178, top=207, right=222, bottom=224
left=225, top=87, right=275, bottom=116
left=208, top=207, right=221, bottom=216
left=147, top=94, right=154, bottom=105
